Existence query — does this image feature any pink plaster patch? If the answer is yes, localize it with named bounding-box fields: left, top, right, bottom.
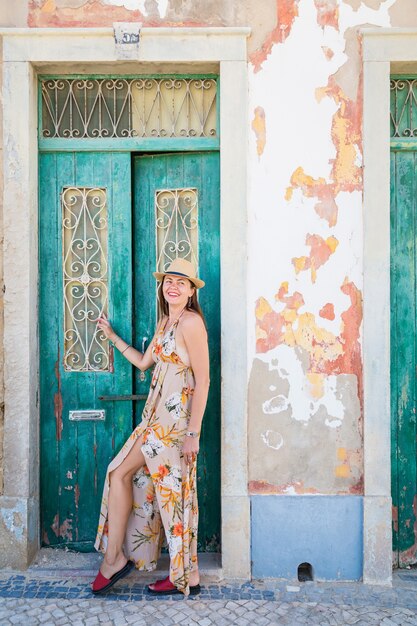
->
left=28, top=0, right=206, bottom=28
left=319, top=303, right=335, bottom=320
left=292, top=234, right=339, bottom=283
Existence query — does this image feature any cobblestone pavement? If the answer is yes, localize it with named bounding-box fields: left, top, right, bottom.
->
left=1, top=556, right=417, bottom=625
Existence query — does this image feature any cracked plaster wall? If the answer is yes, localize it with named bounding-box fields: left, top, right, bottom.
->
left=1, top=0, right=417, bottom=508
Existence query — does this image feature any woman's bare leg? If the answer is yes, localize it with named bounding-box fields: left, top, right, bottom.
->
left=100, top=437, right=146, bottom=579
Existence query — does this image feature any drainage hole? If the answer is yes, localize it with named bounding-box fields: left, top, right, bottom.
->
left=298, top=562, right=314, bottom=582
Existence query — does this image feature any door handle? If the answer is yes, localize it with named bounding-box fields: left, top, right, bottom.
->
left=98, top=394, right=147, bottom=401
left=141, top=336, right=148, bottom=353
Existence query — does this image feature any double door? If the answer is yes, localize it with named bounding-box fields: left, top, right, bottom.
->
left=39, top=151, right=220, bottom=551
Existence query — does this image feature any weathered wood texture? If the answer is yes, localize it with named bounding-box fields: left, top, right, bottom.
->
left=391, top=149, right=417, bottom=566
left=133, top=152, right=221, bottom=551
left=40, top=152, right=133, bottom=550
left=40, top=151, right=220, bottom=552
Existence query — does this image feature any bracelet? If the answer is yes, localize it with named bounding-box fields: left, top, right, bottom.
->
left=121, top=344, right=131, bottom=355
left=112, top=337, right=121, bottom=347
left=185, top=430, right=200, bottom=438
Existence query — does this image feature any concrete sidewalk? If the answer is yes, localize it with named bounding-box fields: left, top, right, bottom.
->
left=1, top=550, right=417, bottom=624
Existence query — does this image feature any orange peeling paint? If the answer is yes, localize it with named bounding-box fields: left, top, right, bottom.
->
left=324, top=280, right=363, bottom=411
left=292, top=234, right=339, bottom=283
left=255, top=279, right=363, bottom=409
left=256, top=297, right=272, bottom=320
left=287, top=167, right=338, bottom=227
left=314, top=0, right=339, bottom=30
left=287, top=61, right=363, bottom=228
left=306, top=373, right=324, bottom=399
left=337, top=447, right=348, bottom=461
left=322, top=46, right=335, bottom=61
left=255, top=303, right=285, bottom=353
left=249, top=0, right=300, bottom=73
left=320, top=303, right=335, bottom=320
left=252, top=106, right=266, bottom=158
left=315, top=75, right=363, bottom=192
left=41, top=0, right=56, bottom=13
left=275, top=281, right=304, bottom=310
left=335, top=464, right=349, bottom=478
left=29, top=0, right=144, bottom=26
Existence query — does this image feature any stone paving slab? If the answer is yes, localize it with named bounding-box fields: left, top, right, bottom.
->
left=1, top=596, right=417, bottom=625
left=1, top=560, right=417, bottom=624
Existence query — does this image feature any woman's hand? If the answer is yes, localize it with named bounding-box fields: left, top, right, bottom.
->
left=182, top=435, right=199, bottom=465
left=96, top=313, right=117, bottom=342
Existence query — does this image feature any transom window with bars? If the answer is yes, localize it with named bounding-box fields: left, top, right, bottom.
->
left=40, top=76, right=218, bottom=141
left=391, top=77, right=417, bottom=138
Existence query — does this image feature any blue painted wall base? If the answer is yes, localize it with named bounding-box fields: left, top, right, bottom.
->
left=251, top=495, right=363, bottom=581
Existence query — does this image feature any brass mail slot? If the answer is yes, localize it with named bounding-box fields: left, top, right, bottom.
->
left=69, top=410, right=106, bottom=421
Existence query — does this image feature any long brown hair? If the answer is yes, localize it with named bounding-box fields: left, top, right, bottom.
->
left=157, top=277, right=207, bottom=328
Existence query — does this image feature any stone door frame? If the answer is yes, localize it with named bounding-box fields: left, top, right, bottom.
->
left=0, top=26, right=250, bottom=577
left=361, top=27, right=417, bottom=585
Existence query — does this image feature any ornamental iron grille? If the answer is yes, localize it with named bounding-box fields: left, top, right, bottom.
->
left=62, top=187, right=109, bottom=371
left=155, top=188, right=198, bottom=273
left=41, top=77, right=217, bottom=139
left=391, top=78, right=417, bottom=138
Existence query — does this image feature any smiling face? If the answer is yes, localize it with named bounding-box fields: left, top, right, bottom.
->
left=162, top=274, right=195, bottom=309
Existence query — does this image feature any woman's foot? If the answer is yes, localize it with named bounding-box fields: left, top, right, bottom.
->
left=100, top=552, right=128, bottom=580
left=91, top=559, right=134, bottom=594
left=148, top=574, right=201, bottom=595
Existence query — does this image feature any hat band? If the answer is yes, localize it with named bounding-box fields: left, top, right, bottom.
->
left=164, top=271, right=192, bottom=279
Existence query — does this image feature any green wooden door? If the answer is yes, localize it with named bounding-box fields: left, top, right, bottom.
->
left=133, top=152, right=221, bottom=551
left=391, top=149, right=417, bottom=566
left=40, top=152, right=133, bottom=550
left=40, top=150, right=220, bottom=552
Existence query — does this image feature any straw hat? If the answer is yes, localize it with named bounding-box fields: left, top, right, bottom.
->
left=153, top=258, right=205, bottom=289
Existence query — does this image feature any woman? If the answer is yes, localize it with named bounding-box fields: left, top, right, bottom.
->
left=92, top=258, right=210, bottom=597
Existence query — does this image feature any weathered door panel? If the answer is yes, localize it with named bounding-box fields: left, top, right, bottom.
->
left=40, top=152, right=133, bottom=549
left=133, top=152, right=221, bottom=551
left=391, top=149, right=417, bottom=566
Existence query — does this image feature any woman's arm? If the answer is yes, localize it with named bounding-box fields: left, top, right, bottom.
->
left=181, top=314, right=210, bottom=461
left=97, top=314, right=163, bottom=372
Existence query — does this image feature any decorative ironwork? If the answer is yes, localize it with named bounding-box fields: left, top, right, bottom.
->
left=62, top=187, right=109, bottom=371
left=391, top=78, right=417, bottom=138
left=155, top=188, right=198, bottom=272
left=41, top=77, right=217, bottom=139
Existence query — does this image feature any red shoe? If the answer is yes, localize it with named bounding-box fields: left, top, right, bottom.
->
left=147, top=574, right=201, bottom=595
left=91, top=559, right=134, bottom=594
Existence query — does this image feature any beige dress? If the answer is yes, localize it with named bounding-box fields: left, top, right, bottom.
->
left=95, top=315, right=198, bottom=596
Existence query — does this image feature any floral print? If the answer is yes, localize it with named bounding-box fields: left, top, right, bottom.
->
left=94, top=316, right=198, bottom=596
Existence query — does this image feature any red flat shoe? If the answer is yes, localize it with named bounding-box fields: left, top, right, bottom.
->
left=91, top=559, right=134, bottom=594
left=147, top=574, right=201, bottom=595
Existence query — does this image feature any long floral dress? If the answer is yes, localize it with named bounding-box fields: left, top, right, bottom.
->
left=94, top=315, right=198, bottom=596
